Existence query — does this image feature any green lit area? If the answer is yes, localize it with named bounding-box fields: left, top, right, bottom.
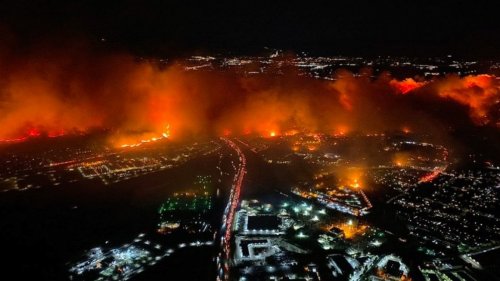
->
left=158, top=175, right=213, bottom=215
left=157, top=194, right=213, bottom=234
left=158, top=194, right=212, bottom=215
left=157, top=176, right=214, bottom=235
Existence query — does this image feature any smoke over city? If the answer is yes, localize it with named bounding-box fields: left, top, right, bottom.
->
left=0, top=46, right=499, bottom=147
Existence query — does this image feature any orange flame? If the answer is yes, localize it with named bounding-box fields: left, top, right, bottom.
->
left=390, top=78, right=427, bottom=94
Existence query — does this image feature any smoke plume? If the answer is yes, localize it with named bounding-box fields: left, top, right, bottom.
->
left=0, top=45, right=499, bottom=147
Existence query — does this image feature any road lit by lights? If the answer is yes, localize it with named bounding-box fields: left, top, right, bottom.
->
left=218, top=137, right=247, bottom=281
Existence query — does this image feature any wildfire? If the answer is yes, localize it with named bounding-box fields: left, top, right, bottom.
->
left=333, top=125, right=349, bottom=136
left=337, top=168, right=365, bottom=190
left=27, top=128, right=41, bottom=137
left=325, top=220, right=368, bottom=239
left=48, top=129, right=66, bottom=138
left=338, top=220, right=367, bottom=239
left=419, top=167, right=445, bottom=183
left=437, top=74, right=499, bottom=125
left=116, top=125, right=171, bottom=148
left=269, top=131, right=277, bottom=137
left=0, top=46, right=498, bottom=146
left=0, top=136, right=29, bottom=143
left=0, top=127, right=67, bottom=144
left=307, top=145, right=317, bottom=151
left=390, top=78, right=427, bottom=94
left=350, top=179, right=360, bottom=189
left=393, top=152, right=411, bottom=167
left=284, top=129, right=299, bottom=136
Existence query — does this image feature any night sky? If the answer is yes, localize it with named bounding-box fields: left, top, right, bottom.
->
left=0, top=0, right=499, bottom=57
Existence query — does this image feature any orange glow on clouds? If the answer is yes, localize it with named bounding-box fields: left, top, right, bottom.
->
left=0, top=48, right=499, bottom=145
left=437, top=74, right=499, bottom=125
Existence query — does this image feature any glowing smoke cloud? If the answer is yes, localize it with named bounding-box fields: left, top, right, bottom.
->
left=0, top=48, right=499, bottom=147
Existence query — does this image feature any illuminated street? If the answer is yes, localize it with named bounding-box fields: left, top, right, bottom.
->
left=218, top=138, right=247, bottom=280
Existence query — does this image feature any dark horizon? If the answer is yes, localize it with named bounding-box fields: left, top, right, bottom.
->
left=1, top=1, right=499, bottom=59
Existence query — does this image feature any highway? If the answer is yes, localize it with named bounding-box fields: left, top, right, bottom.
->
left=217, top=138, right=247, bottom=281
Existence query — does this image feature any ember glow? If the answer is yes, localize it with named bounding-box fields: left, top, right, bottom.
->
left=419, top=167, right=446, bottom=183
left=326, top=220, right=368, bottom=239
left=115, top=125, right=171, bottom=148
left=336, top=168, right=365, bottom=190
left=393, top=152, right=411, bottom=167
left=390, top=78, right=427, bottom=94
left=1, top=50, right=499, bottom=147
